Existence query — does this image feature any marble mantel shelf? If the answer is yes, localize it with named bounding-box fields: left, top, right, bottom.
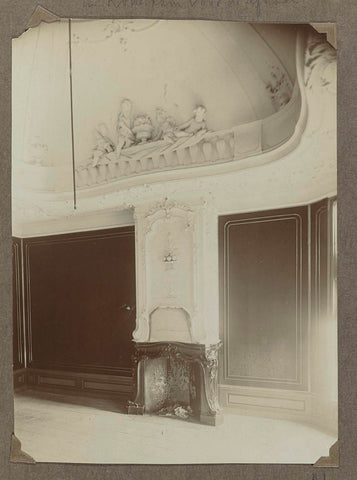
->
left=75, top=86, right=302, bottom=191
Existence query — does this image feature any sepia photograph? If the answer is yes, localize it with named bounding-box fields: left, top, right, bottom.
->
left=11, top=16, right=337, bottom=464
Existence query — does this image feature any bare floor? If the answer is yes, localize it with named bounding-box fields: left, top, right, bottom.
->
left=14, top=390, right=336, bottom=464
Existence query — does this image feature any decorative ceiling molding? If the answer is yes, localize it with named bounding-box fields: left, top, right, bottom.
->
left=26, top=5, right=60, bottom=30
left=310, top=23, right=337, bottom=49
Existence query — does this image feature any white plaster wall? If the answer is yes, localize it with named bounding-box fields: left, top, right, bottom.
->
left=12, top=20, right=73, bottom=193
left=252, top=24, right=298, bottom=81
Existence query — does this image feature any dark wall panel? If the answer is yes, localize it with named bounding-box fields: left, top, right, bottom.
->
left=22, top=227, right=136, bottom=376
left=13, top=237, right=24, bottom=371
left=219, top=207, right=309, bottom=390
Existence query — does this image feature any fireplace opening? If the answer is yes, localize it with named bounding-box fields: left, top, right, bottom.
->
left=144, top=354, right=199, bottom=420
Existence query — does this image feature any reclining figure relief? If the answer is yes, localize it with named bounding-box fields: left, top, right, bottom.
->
left=87, top=100, right=208, bottom=169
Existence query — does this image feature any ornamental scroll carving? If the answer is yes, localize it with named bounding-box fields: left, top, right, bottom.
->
left=305, top=30, right=336, bottom=92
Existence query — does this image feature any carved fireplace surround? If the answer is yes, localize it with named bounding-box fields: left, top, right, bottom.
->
left=128, top=341, right=222, bottom=425
left=127, top=199, right=223, bottom=425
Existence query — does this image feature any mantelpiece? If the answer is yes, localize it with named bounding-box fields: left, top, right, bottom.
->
left=128, top=199, right=222, bottom=424
left=128, top=341, right=223, bottom=426
left=132, top=198, right=219, bottom=345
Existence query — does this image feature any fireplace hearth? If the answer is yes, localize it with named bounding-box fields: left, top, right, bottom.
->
left=128, top=341, right=223, bottom=425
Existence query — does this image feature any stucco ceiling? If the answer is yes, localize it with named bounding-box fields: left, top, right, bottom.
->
left=12, top=19, right=298, bottom=167
left=71, top=19, right=296, bottom=129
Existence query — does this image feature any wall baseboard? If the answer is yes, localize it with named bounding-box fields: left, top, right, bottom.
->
left=14, top=368, right=134, bottom=400
left=310, top=393, right=338, bottom=437
left=14, top=369, right=27, bottom=391
left=219, top=384, right=312, bottom=424
left=219, top=384, right=338, bottom=436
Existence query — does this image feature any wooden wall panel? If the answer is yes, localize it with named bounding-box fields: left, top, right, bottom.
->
left=26, top=368, right=133, bottom=401
left=21, top=227, right=136, bottom=376
left=13, top=237, right=24, bottom=371
left=311, top=199, right=331, bottom=328
left=310, top=198, right=338, bottom=409
left=219, top=207, right=309, bottom=391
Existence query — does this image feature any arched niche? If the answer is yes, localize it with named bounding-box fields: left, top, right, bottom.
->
left=149, top=306, right=192, bottom=343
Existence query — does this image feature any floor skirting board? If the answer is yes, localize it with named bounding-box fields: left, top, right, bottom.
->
left=14, top=369, right=27, bottom=391
left=13, top=368, right=133, bottom=400
left=219, top=384, right=337, bottom=437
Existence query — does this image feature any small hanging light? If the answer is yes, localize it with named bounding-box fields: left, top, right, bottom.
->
left=163, top=253, right=177, bottom=264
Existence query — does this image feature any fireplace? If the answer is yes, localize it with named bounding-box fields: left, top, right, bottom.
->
left=129, top=199, right=222, bottom=425
left=128, top=341, right=223, bottom=425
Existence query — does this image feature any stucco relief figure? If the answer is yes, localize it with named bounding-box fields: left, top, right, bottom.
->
left=86, top=102, right=209, bottom=169
left=172, top=105, right=207, bottom=139
left=91, top=123, right=115, bottom=167
left=153, top=108, right=177, bottom=142
left=116, top=98, right=135, bottom=158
